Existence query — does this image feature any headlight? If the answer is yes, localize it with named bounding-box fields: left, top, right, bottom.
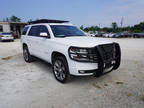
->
left=68, top=46, right=98, bottom=62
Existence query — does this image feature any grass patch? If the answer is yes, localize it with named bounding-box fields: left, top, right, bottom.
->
left=127, top=93, right=132, bottom=97
left=92, top=83, right=101, bottom=89
left=140, top=96, right=144, bottom=102
left=2, top=56, right=13, bottom=60
left=116, top=82, right=124, bottom=85
left=104, top=83, right=108, bottom=86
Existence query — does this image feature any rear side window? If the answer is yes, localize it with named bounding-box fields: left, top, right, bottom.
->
left=22, top=27, right=29, bottom=35
left=28, top=26, right=40, bottom=36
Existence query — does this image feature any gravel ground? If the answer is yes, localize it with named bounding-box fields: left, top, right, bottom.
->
left=0, top=38, right=144, bottom=108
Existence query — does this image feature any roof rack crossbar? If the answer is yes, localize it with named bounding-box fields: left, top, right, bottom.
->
left=29, top=19, right=69, bottom=24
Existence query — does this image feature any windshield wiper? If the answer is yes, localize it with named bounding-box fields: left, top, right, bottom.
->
left=55, top=36, right=66, bottom=38
left=55, top=35, right=67, bottom=38
left=55, top=35, right=85, bottom=38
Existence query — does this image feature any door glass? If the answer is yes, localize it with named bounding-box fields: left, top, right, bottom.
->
left=28, top=26, right=40, bottom=36
left=22, top=26, right=29, bottom=35
left=39, top=25, right=50, bottom=37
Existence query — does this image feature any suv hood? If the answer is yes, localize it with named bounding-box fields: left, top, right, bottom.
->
left=54, top=36, right=114, bottom=47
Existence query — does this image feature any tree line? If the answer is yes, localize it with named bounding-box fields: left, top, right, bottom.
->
left=3, top=16, right=21, bottom=22
left=80, top=22, right=144, bottom=33
left=2, top=15, right=33, bottom=23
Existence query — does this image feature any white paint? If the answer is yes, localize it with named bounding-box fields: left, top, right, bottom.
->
left=21, top=23, right=116, bottom=76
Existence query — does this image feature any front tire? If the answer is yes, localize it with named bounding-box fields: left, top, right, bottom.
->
left=52, top=56, right=70, bottom=83
left=23, top=46, right=34, bottom=63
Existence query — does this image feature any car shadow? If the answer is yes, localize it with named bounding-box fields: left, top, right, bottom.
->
left=0, top=40, right=14, bottom=42
left=31, top=57, right=111, bottom=84
left=33, top=57, right=53, bottom=72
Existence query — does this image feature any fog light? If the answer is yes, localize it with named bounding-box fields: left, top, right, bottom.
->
left=78, top=70, right=85, bottom=74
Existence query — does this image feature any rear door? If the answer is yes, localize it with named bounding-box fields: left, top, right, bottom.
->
left=27, top=25, right=40, bottom=56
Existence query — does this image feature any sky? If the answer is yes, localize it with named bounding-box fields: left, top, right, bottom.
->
left=0, top=0, right=144, bottom=27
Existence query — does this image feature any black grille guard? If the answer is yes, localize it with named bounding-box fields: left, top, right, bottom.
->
left=94, top=43, right=121, bottom=76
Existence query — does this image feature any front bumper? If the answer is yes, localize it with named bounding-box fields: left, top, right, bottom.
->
left=69, top=43, right=121, bottom=76
left=77, top=60, right=116, bottom=76
left=1, top=37, right=14, bottom=41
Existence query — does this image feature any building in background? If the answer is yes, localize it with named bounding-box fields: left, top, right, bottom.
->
left=0, top=21, right=27, bottom=38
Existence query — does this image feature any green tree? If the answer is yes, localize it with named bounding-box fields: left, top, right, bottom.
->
left=83, top=26, right=100, bottom=33
left=111, top=22, right=118, bottom=32
left=10, top=15, right=21, bottom=22
left=80, top=25, right=84, bottom=30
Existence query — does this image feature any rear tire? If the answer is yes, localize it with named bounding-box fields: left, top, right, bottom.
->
left=23, top=46, right=34, bottom=63
left=52, top=56, right=70, bottom=83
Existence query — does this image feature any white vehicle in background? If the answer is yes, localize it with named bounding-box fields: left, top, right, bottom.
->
left=103, top=33, right=109, bottom=38
left=87, top=31, right=96, bottom=37
left=87, top=33, right=95, bottom=37
left=21, top=19, right=121, bottom=83
left=109, top=33, right=115, bottom=38
left=0, top=32, right=14, bottom=42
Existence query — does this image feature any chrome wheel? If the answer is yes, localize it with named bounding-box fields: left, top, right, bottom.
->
left=53, top=60, right=66, bottom=81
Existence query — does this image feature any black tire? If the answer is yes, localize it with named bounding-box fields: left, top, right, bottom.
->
left=23, top=46, right=34, bottom=63
left=52, top=56, right=70, bottom=83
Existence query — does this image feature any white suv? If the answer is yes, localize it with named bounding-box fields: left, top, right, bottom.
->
left=21, top=19, right=121, bottom=83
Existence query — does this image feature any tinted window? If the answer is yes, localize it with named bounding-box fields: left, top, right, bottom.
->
left=22, top=27, right=29, bottom=35
left=50, top=25, right=86, bottom=37
left=28, top=26, right=40, bottom=36
left=40, top=25, right=50, bottom=36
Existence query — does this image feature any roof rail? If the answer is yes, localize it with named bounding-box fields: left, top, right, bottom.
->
left=29, top=19, right=69, bottom=24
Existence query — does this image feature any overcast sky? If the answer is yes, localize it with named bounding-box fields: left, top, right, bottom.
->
left=0, top=0, right=144, bottom=27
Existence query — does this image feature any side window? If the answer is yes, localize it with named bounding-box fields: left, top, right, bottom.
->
left=22, top=27, right=29, bottom=35
left=28, top=26, right=40, bottom=36
left=39, top=25, right=50, bottom=36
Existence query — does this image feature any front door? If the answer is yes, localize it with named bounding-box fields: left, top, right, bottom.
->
left=36, top=25, right=52, bottom=62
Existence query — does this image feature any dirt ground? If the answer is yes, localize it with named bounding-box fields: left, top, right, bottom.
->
left=0, top=38, right=144, bottom=108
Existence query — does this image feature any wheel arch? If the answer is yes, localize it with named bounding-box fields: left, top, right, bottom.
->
left=51, top=51, right=67, bottom=64
left=23, top=43, right=28, bottom=49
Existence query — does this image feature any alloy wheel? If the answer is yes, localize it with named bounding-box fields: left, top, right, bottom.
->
left=53, top=60, right=66, bottom=81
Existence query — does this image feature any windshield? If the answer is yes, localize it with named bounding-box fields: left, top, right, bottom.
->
left=50, top=25, right=86, bottom=37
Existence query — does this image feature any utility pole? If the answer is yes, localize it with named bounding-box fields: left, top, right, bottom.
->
left=120, top=17, right=124, bottom=27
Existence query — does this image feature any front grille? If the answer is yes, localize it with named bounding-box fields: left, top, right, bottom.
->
left=87, top=48, right=99, bottom=62
left=98, top=43, right=115, bottom=62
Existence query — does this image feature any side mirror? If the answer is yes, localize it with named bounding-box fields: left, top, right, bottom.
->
left=40, top=32, right=49, bottom=38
